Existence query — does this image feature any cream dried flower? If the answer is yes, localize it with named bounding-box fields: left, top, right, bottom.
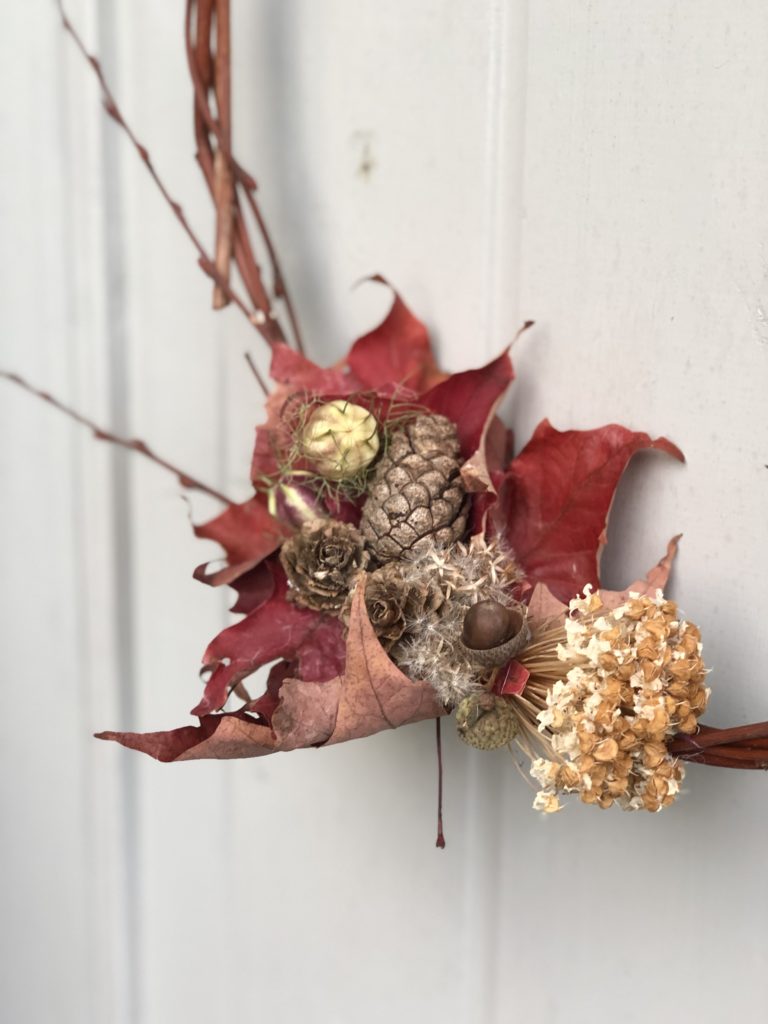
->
left=530, top=587, right=709, bottom=813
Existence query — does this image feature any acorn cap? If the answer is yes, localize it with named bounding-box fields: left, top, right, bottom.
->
left=460, top=599, right=530, bottom=668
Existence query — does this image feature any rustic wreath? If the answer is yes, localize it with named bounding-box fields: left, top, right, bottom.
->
left=4, top=2, right=766, bottom=845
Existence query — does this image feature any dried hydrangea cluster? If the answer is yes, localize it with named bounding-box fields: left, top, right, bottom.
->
left=531, top=588, right=710, bottom=813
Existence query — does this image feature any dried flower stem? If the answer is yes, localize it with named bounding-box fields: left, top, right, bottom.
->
left=56, top=1, right=277, bottom=377
left=1, top=371, right=231, bottom=505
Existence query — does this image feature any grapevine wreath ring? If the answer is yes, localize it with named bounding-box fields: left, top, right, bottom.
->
left=4, top=2, right=767, bottom=845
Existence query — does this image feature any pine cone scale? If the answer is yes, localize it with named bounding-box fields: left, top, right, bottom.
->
left=360, top=414, right=469, bottom=564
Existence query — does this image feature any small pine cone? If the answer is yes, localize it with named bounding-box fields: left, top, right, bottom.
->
left=360, top=414, right=469, bottom=563
left=455, top=692, right=518, bottom=751
left=344, top=564, right=444, bottom=650
left=280, top=519, right=367, bottom=613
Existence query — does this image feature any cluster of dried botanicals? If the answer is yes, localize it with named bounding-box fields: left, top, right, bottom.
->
left=531, top=588, right=709, bottom=813
left=278, top=401, right=526, bottom=708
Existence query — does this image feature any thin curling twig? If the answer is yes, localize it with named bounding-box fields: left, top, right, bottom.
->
left=56, top=0, right=277, bottom=369
left=1, top=371, right=232, bottom=506
left=244, top=352, right=270, bottom=393
left=185, top=0, right=305, bottom=352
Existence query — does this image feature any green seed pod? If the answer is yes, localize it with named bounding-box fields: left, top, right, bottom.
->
left=455, top=692, right=518, bottom=751
left=301, top=400, right=380, bottom=481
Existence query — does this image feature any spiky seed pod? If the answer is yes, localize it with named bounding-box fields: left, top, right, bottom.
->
left=455, top=692, right=518, bottom=750
left=359, top=414, right=469, bottom=563
left=280, top=519, right=368, bottom=612
left=460, top=599, right=531, bottom=668
left=343, top=564, right=444, bottom=650
left=300, top=400, right=380, bottom=481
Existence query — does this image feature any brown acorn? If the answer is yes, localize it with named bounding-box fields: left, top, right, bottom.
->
left=460, top=599, right=530, bottom=668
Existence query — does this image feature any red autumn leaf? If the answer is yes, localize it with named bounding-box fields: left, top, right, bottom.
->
left=526, top=582, right=568, bottom=625
left=247, top=659, right=295, bottom=724
left=192, top=562, right=347, bottom=716
left=421, top=349, right=514, bottom=458
left=599, top=535, right=681, bottom=610
left=346, top=278, right=444, bottom=393
left=466, top=416, right=516, bottom=535
left=462, top=414, right=515, bottom=495
left=494, top=420, right=684, bottom=603
left=96, top=711, right=280, bottom=763
left=325, top=580, right=445, bottom=744
left=271, top=678, right=342, bottom=750
left=229, top=561, right=276, bottom=615
left=193, top=495, right=288, bottom=588
left=526, top=537, right=681, bottom=630
left=98, top=577, right=444, bottom=762
left=269, top=342, right=355, bottom=394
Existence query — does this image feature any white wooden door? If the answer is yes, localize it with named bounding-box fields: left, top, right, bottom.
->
left=3, top=2, right=767, bottom=1022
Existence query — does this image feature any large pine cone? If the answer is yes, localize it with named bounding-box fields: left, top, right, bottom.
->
left=360, top=414, right=469, bottom=563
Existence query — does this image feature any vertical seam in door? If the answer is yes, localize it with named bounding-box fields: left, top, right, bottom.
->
left=97, top=4, right=141, bottom=1020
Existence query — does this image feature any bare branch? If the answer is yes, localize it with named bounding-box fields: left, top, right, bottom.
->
left=185, top=0, right=305, bottom=352
left=211, top=0, right=234, bottom=310
left=244, top=352, right=270, bottom=393
left=56, top=0, right=278, bottom=366
left=2, top=371, right=232, bottom=506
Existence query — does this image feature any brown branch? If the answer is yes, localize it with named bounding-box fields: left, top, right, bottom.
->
left=1, top=371, right=231, bottom=506
left=669, top=721, right=768, bottom=769
left=56, top=0, right=276, bottom=369
left=211, top=0, right=234, bottom=310
left=244, top=352, right=270, bottom=393
left=186, top=0, right=277, bottom=338
left=185, top=0, right=305, bottom=352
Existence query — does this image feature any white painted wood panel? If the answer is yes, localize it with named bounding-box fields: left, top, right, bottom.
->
left=1, top=2, right=766, bottom=1022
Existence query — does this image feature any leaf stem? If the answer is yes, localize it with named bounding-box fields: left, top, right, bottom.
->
left=435, top=717, right=446, bottom=849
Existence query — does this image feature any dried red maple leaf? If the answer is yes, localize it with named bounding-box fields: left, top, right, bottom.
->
left=97, top=576, right=443, bottom=761
left=193, top=494, right=288, bottom=588
left=525, top=538, right=682, bottom=627
left=325, top=579, right=445, bottom=744
left=421, top=349, right=513, bottom=460
left=269, top=343, right=352, bottom=394
left=346, top=280, right=444, bottom=393
left=598, top=535, right=681, bottom=610
left=192, top=560, right=347, bottom=716
left=493, top=420, right=684, bottom=603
